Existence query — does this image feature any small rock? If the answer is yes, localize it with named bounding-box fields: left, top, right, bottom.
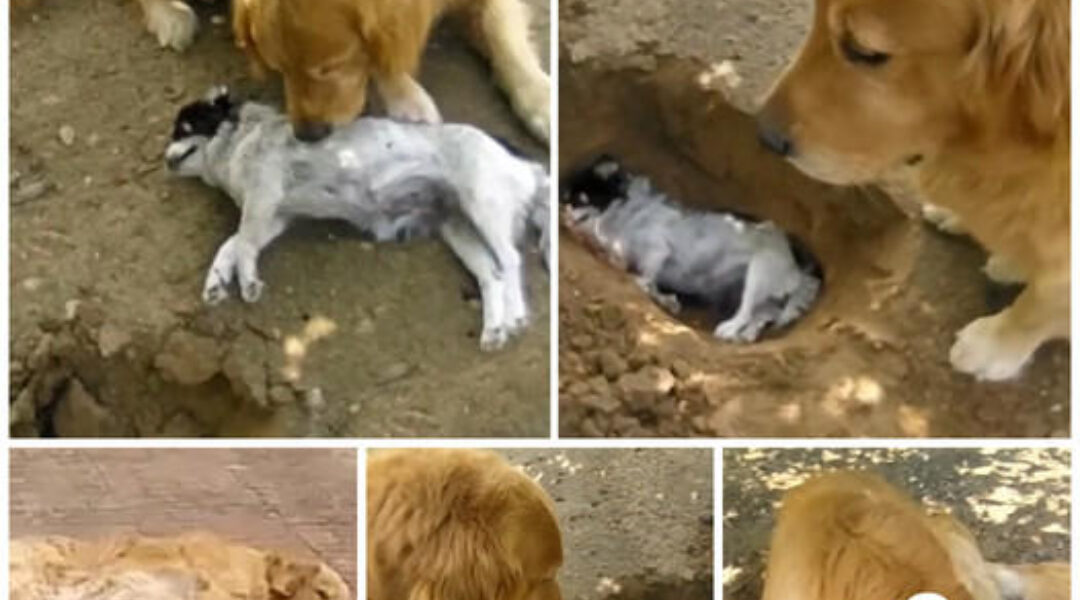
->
left=617, top=366, right=677, bottom=409
left=670, top=359, right=694, bottom=380
left=13, top=179, right=50, bottom=204
left=268, top=385, right=295, bottom=406
left=596, top=349, right=628, bottom=380
left=158, top=412, right=204, bottom=437
left=569, top=334, right=594, bottom=351
left=97, top=322, right=132, bottom=358
left=304, top=388, right=326, bottom=411
left=579, top=393, right=620, bottom=414
left=58, top=125, right=76, bottom=146
left=155, top=330, right=222, bottom=385
left=379, top=362, right=413, bottom=384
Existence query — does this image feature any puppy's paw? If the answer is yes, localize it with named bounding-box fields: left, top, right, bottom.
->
left=203, top=276, right=230, bottom=305
left=480, top=326, right=510, bottom=352
left=921, top=203, right=966, bottom=235
left=510, top=75, right=551, bottom=144
left=983, top=254, right=1026, bottom=285
left=950, top=315, right=1030, bottom=381
left=144, top=0, right=198, bottom=51
left=653, top=292, right=682, bottom=315
left=713, top=317, right=764, bottom=343
left=240, top=278, right=265, bottom=303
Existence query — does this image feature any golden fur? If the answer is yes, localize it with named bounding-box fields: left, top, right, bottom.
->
left=367, top=449, right=563, bottom=600
left=759, top=0, right=1069, bottom=380
left=232, top=0, right=550, bottom=141
left=9, top=532, right=351, bottom=600
left=762, top=472, right=1070, bottom=600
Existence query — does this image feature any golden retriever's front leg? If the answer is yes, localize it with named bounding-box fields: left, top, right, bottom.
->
left=375, top=73, right=442, bottom=124
left=137, top=0, right=197, bottom=51
left=464, top=0, right=551, bottom=143
left=950, top=271, right=1068, bottom=380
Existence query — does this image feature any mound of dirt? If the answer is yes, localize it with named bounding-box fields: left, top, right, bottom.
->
left=557, top=62, right=1068, bottom=438
left=10, top=0, right=551, bottom=437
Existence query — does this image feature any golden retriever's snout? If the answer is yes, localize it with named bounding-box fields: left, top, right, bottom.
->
left=294, top=120, right=333, bottom=143
left=756, top=101, right=795, bottom=158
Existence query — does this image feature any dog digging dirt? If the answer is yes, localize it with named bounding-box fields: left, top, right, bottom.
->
left=165, top=87, right=549, bottom=352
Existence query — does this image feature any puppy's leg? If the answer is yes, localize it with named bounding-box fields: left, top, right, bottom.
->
left=439, top=218, right=509, bottom=351
left=203, top=214, right=287, bottom=304
left=375, top=73, right=442, bottom=124
left=461, top=0, right=551, bottom=143
left=950, top=271, right=1068, bottom=380
left=137, top=0, right=198, bottom=51
left=775, top=272, right=820, bottom=328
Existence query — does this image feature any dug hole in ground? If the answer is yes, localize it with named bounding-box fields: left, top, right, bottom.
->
left=557, top=0, right=1069, bottom=438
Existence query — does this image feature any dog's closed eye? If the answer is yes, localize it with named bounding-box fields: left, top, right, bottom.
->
left=840, top=33, right=890, bottom=67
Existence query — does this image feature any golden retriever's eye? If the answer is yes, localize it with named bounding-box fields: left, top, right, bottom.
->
left=840, top=34, right=890, bottom=67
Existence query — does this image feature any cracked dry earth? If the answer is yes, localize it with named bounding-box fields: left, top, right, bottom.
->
left=557, top=0, right=1068, bottom=438
left=10, top=0, right=551, bottom=438
left=501, top=449, right=714, bottom=600
left=722, top=448, right=1071, bottom=600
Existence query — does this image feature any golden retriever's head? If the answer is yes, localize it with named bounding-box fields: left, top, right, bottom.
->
left=757, top=0, right=1069, bottom=185
left=265, top=553, right=351, bottom=600
left=235, top=0, right=372, bottom=142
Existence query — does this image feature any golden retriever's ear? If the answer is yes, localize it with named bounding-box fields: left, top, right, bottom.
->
left=965, top=0, right=1069, bottom=142
left=265, top=553, right=321, bottom=598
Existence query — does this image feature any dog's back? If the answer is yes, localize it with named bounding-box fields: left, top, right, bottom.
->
left=367, top=449, right=563, bottom=600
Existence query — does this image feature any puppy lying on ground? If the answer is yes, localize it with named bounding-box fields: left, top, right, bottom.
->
left=562, top=155, right=821, bottom=342
left=762, top=472, right=1070, bottom=600
left=758, top=0, right=1069, bottom=380
left=233, top=0, right=551, bottom=143
left=10, top=532, right=350, bottom=600
left=165, top=87, right=549, bottom=351
left=367, top=449, right=563, bottom=600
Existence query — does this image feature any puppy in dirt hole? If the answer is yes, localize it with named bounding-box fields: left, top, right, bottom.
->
left=561, top=155, right=821, bottom=342
left=165, top=87, right=550, bottom=351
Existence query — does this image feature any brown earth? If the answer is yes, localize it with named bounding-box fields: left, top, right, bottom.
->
left=9, top=0, right=551, bottom=438
left=10, top=448, right=357, bottom=589
left=722, top=448, right=1071, bottom=600
left=557, top=0, right=1069, bottom=438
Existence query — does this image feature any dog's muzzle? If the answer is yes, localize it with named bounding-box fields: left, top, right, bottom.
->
left=164, top=143, right=197, bottom=171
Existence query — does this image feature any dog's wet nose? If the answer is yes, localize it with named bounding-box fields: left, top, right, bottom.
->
left=295, top=121, right=332, bottom=143
left=757, top=122, right=794, bottom=157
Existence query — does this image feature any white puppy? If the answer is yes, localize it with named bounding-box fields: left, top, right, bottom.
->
left=562, top=156, right=821, bottom=342
left=165, top=87, right=549, bottom=351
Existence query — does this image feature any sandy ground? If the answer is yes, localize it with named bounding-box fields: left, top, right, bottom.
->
left=9, top=0, right=551, bottom=438
left=722, top=448, right=1071, bottom=600
left=453, top=449, right=712, bottom=600
left=10, top=448, right=358, bottom=588
left=557, top=0, right=1069, bottom=437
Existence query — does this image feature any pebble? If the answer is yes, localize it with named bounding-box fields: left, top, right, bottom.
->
left=13, top=179, right=49, bottom=204
left=58, top=125, right=76, bottom=146
left=304, top=388, right=326, bottom=411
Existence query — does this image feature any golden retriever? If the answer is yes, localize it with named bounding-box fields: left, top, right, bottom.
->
left=758, top=0, right=1069, bottom=380
left=10, top=532, right=351, bottom=600
left=367, top=449, right=563, bottom=600
left=232, top=0, right=551, bottom=143
left=761, top=472, right=1070, bottom=600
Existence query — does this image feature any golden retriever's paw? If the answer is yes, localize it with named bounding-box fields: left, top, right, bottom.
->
left=511, top=76, right=551, bottom=144
left=950, top=315, right=1031, bottom=381
left=385, top=86, right=441, bottom=124
left=921, top=204, right=966, bottom=235
left=144, top=0, right=198, bottom=51
left=983, top=254, right=1026, bottom=285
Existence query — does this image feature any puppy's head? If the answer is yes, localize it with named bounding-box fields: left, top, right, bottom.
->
left=756, top=0, right=1068, bottom=185
left=165, top=86, right=237, bottom=177
left=561, top=155, right=631, bottom=220
left=239, top=0, right=380, bottom=143
left=264, top=553, right=351, bottom=600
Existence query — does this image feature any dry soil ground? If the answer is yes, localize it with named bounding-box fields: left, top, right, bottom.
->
left=10, top=448, right=357, bottom=588
left=723, top=448, right=1071, bottom=600
left=557, top=0, right=1069, bottom=438
left=496, top=449, right=712, bottom=600
left=10, top=0, right=551, bottom=438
